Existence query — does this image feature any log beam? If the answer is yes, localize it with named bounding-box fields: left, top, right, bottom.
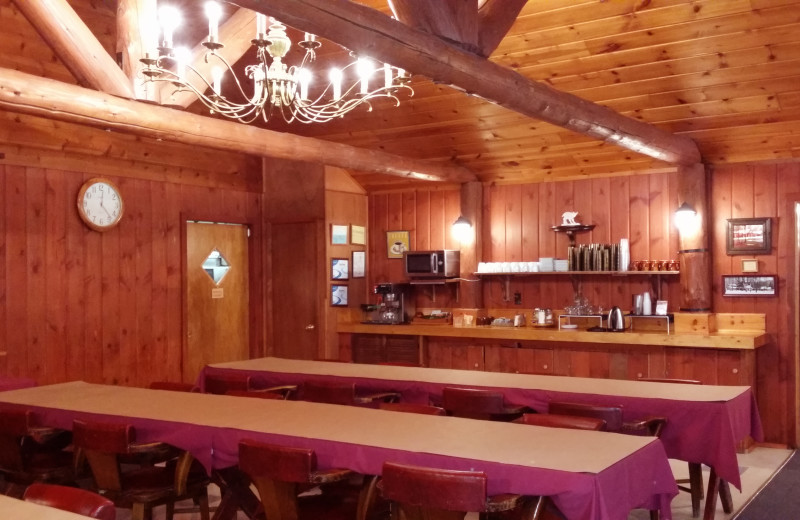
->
left=477, top=0, right=528, bottom=57
left=388, top=0, right=479, bottom=53
left=231, top=0, right=701, bottom=165
left=12, top=0, right=134, bottom=99
left=0, top=68, right=476, bottom=183
left=117, top=0, right=159, bottom=102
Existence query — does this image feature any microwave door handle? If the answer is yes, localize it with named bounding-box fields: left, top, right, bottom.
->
left=431, top=253, right=439, bottom=274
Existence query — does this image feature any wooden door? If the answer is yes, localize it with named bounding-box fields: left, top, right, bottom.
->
left=185, top=222, right=249, bottom=382
left=271, top=222, right=319, bottom=359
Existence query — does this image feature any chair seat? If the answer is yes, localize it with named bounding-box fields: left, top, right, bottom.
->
left=24, top=483, right=116, bottom=520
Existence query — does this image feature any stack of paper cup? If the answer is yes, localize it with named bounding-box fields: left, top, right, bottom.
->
left=619, top=239, right=629, bottom=272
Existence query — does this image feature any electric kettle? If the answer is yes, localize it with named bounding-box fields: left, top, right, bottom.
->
left=607, top=306, right=625, bottom=331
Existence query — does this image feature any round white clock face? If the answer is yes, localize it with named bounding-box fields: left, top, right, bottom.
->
left=77, top=178, right=124, bottom=231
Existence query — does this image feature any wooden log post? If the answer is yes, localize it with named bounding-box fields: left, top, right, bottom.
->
left=458, top=182, right=483, bottom=309
left=117, top=0, right=159, bottom=102
left=677, top=163, right=712, bottom=312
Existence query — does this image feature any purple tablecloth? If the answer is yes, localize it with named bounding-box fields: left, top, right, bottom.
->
left=0, top=376, right=37, bottom=391
left=0, top=382, right=678, bottom=520
left=201, top=357, right=763, bottom=489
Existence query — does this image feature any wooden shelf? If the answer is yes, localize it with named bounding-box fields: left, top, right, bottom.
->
left=474, top=271, right=679, bottom=276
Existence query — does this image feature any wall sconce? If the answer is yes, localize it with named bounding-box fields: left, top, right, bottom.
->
left=674, top=202, right=698, bottom=235
left=452, top=215, right=473, bottom=243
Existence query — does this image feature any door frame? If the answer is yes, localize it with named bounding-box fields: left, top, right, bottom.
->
left=181, top=214, right=263, bottom=376
left=795, top=201, right=800, bottom=447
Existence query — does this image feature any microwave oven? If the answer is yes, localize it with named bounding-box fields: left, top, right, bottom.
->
left=404, top=250, right=460, bottom=279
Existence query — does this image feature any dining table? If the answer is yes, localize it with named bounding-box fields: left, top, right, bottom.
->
left=0, top=493, right=92, bottom=520
left=0, top=381, right=677, bottom=520
left=200, top=356, right=763, bottom=517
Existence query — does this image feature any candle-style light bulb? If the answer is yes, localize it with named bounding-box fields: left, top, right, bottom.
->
left=158, top=6, right=181, bottom=50
left=383, top=63, right=392, bottom=89
left=256, top=14, right=267, bottom=39
left=329, top=67, right=342, bottom=101
left=356, top=58, right=374, bottom=95
left=174, top=47, right=190, bottom=80
left=297, top=68, right=312, bottom=101
left=211, top=66, right=224, bottom=95
left=205, top=1, right=222, bottom=43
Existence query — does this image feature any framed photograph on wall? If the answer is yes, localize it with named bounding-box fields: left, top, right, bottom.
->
left=386, top=230, right=410, bottom=259
left=331, top=258, right=349, bottom=280
left=352, top=251, right=365, bottom=278
left=331, top=284, right=348, bottom=306
left=351, top=225, right=366, bottom=245
left=331, top=224, right=348, bottom=245
left=722, top=275, right=777, bottom=297
left=726, top=218, right=771, bottom=255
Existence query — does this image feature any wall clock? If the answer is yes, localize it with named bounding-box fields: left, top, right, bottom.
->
left=77, top=178, right=124, bottom=231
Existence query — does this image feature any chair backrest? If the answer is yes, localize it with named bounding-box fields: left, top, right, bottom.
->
left=381, top=461, right=488, bottom=513
left=514, top=413, right=607, bottom=431
left=225, top=390, right=284, bottom=400
left=300, top=381, right=356, bottom=405
left=547, top=402, right=624, bottom=431
left=379, top=402, right=446, bottom=416
left=73, top=420, right=134, bottom=491
left=204, top=373, right=251, bottom=395
left=238, top=440, right=316, bottom=520
left=441, top=387, right=509, bottom=418
left=0, top=409, right=31, bottom=471
left=149, top=381, right=198, bottom=392
left=24, top=483, right=116, bottom=520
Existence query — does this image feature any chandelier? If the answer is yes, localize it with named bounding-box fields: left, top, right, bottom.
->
left=140, top=2, right=413, bottom=124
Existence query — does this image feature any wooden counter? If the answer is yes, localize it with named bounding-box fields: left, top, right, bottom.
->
left=337, top=322, right=768, bottom=350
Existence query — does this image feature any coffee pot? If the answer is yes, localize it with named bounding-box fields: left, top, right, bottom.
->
left=607, top=306, right=625, bottom=331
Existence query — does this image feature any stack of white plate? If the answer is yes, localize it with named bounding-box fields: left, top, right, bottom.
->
left=539, top=257, right=554, bottom=272
left=554, top=259, right=569, bottom=272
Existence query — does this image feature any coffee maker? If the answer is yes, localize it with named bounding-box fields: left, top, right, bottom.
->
left=362, top=283, right=411, bottom=324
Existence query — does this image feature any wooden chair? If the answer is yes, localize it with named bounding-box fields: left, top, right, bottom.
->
left=23, top=483, right=116, bottom=520
left=638, top=377, right=731, bottom=518
left=513, top=413, right=606, bottom=431
left=149, top=382, right=199, bottom=392
left=378, top=402, right=446, bottom=416
left=441, top=387, right=530, bottom=422
left=380, top=461, right=543, bottom=520
left=73, top=419, right=210, bottom=520
left=204, top=373, right=296, bottom=399
left=238, top=439, right=360, bottom=520
left=0, top=409, right=76, bottom=497
left=300, top=381, right=400, bottom=406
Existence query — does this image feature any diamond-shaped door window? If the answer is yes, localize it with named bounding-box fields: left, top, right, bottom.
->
left=202, top=249, right=231, bottom=284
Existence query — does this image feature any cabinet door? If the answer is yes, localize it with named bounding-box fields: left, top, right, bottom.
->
left=352, top=334, right=384, bottom=364
left=385, top=336, right=419, bottom=365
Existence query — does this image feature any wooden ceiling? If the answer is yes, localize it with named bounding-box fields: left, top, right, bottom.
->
left=2, top=0, right=800, bottom=191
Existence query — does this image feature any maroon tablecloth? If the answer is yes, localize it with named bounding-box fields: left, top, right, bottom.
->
left=201, top=357, right=763, bottom=490
left=0, top=376, right=37, bottom=391
left=0, top=382, right=678, bottom=520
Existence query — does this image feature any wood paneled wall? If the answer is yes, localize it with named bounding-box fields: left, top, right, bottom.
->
left=368, top=165, right=799, bottom=445
left=0, top=144, right=264, bottom=387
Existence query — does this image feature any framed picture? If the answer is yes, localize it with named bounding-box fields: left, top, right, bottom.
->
left=352, top=251, right=365, bottom=278
left=331, top=258, right=349, bottom=280
left=741, top=259, right=759, bottom=273
left=726, top=218, right=771, bottom=255
left=331, top=284, right=348, bottom=306
left=351, top=225, right=366, bottom=245
left=722, top=275, right=777, bottom=297
left=331, top=224, right=348, bottom=245
left=386, top=230, right=410, bottom=259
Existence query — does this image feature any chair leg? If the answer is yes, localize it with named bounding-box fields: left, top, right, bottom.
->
left=719, top=480, right=733, bottom=514
left=198, top=490, right=211, bottom=520
left=649, top=510, right=660, bottom=520
left=132, top=502, right=147, bottom=520
left=357, top=475, right=381, bottom=520
left=688, top=462, right=704, bottom=518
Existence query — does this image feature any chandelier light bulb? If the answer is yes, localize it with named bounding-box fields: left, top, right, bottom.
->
left=205, top=1, right=223, bottom=43
left=255, top=13, right=267, bottom=39
left=330, top=67, right=343, bottom=101
left=211, top=66, right=224, bottom=95
left=297, top=68, right=312, bottom=101
left=356, top=58, right=374, bottom=95
left=383, top=63, right=392, bottom=89
left=158, top=6, right=181, bottom=49
left=174, top=47, right=190, bottom=80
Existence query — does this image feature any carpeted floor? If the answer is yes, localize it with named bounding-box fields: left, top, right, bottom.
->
left=733, top=450, right=799, bottom=520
